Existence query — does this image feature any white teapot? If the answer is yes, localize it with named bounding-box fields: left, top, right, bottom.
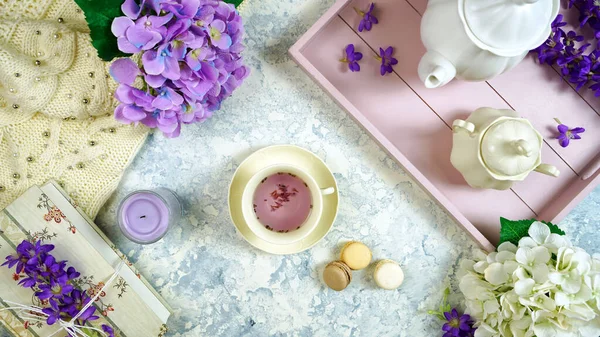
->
left=451, top=107, right=560, bottom=190
left=418, top=0, right=559, bottom=88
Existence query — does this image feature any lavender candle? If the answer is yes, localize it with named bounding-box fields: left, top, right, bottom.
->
left=117, top=188, right=182, bottom=244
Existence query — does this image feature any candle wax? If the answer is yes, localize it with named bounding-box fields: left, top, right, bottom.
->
left=120, top=192, right=170, bottom=243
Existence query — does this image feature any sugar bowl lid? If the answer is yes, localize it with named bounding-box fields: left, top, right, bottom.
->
left=459, top=0, right=560, bottom=57
left=481, top=119, right=542, bottom=177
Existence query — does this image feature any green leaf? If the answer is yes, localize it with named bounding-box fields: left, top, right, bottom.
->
left=224, top=0, right=244, bottom=7
left=499, top=218, right=566, bottom=247
left=74, top=0, right=128, bottom=61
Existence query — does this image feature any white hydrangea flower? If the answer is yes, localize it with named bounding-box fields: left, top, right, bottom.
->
left=515, top=246, right=550, bottom=283
left=518, top=221, right=571, bottom=254
left=459, top=222, right=600, bottom=337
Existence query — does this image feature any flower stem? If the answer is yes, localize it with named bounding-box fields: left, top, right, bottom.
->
left=353, top=7, right=365, bottom=16
left=554, top=117, right=563, bottom=125
left=374, top=55, right=382, bottom=61
left=339, top=57, right=348, bottom=63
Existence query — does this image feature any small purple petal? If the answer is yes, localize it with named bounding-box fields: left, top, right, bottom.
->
left=211, top=20, right=227, bottom=33
left=346, top=44, right=355, bottom=57
left=111, top=17, right=134, bottom=37
left=123, top=105, right=147, bottom=121
left=142, top=50, right=165, bottom=75
left=117, top=36, right=141, bottom=54
left=109, top=58, right=140, bottom=85
left=559, top=135, right=570, bottom=147
left=358, top=20, right=365, bottom=32
left=145, top=74, right=167, bottom=88
left=121, top=0, right=141, bottom=19
left=163, top=54, right=182, bottom=80
left=557, top=124, right=569, bottom=133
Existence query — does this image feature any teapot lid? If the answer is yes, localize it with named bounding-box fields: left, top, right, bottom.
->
left=459, top=0, right=560, bottom=57
left=481, top=119, right=542, bottom=177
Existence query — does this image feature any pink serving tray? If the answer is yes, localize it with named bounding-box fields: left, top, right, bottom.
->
left=289, top=0, right=600, bottom=251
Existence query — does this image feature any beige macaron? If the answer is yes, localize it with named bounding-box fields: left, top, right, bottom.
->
left=374, top=259, right=404, bottom=290
left=340, top=241, right=372, bottom=270
left=323, top=261, right=353, bottom=291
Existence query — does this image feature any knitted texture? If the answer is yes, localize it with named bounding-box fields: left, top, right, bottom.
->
left=0, top=0, right=148, bottom=218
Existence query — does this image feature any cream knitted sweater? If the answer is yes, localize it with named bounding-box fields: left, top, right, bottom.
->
left=0, top=0, right=149, bottom=218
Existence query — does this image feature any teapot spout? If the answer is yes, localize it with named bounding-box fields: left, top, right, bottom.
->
left=418, top=51, right=457, bottom=89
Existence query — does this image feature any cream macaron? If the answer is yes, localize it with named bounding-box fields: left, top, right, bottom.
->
left=374, top=259, right=404, bottom=290
left=340, top=241, right=372, bottom=270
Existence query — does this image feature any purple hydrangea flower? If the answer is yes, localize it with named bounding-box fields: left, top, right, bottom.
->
left=208, top=20, right=232, bottom=50
left=556, top=119, right=585, bottom=147
left=340, top=44, right=363, bottom=72
left=112, top=14, right=172, bottom=54
left=442, top=309, right=475, bottom=337
left=355, top=3, right=378, bottom=32
left=377, top=46, right=398, bottom=76
left=110, top=0, right=249, bottom=138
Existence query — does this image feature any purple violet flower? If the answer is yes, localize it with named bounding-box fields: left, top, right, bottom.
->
left=429, top=288, right=476, bottom=337
left=555, top=118, right=585, bottom=147
left=41, top=299, right=65, bottom=325
left=442, top=309, right=475, bottom=337
left=340, top=44, right=363, bottom=72
left=102, top=324, right=116, bottom=337
left=4, top=239, right=108, bottom=329
left=354, top=3, right=378, bottom=32
left=36, top=275, right=74, bottom=301
left=63, top=290, right=99, bottom=322
left=376, top=46, right=398, bottom=76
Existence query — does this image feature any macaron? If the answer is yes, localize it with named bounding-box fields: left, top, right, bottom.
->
left=374, top=260, right=404, bottom=290
left=340, top=241, right=372, bottom=270
left=323, top=261, right=352, bottom=291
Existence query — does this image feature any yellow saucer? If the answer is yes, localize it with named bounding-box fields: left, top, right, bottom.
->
left=228, top=145, right=339, bottom=255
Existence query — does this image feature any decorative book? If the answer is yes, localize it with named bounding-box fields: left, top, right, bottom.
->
left=0, top=181, right=171, bottom=337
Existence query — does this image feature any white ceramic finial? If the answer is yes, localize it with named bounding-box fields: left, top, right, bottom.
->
left=512, top=139, right=533, bottom=157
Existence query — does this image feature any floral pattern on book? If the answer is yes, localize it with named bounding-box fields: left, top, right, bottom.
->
left=37, top=194, right=76, bottom=234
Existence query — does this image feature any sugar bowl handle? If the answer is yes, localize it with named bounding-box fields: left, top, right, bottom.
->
left=452, top=120, right=476, bottom=134
left=534, top=163, right=560, bottom=178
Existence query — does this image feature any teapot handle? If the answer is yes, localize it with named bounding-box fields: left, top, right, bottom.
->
left=534, top=164, right=560, bottom=178
left=452, top=120, right=476, bottom=134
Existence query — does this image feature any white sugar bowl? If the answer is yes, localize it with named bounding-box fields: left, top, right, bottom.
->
left=451, top=107, right=560, bottom=190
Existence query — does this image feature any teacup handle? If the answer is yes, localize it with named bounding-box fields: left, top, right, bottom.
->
left=321, top=187, right=335, bottom=196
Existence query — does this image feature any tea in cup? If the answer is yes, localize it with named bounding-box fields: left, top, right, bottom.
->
left=242, top=164, right=335, bottom=245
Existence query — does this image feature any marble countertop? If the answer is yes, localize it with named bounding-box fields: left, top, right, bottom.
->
left=92, top=0, right=600, bottom=336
